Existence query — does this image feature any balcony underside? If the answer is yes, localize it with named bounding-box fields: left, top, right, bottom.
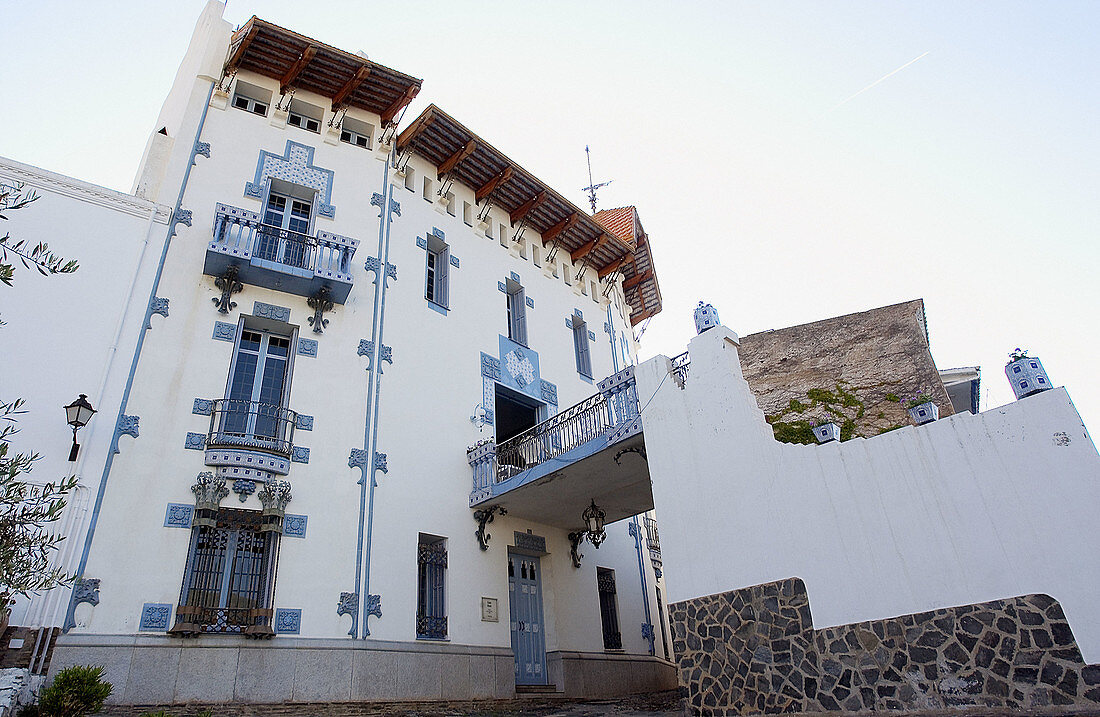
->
left=474, top=432, right=652, bottom=529
left=204, top=250, right=352, bottom=304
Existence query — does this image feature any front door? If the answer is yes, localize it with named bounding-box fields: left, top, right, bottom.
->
left=508, top=553, right=546, bottom=685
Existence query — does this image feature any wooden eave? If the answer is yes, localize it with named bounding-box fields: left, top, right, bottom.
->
left=225, top=17, right=422, bottom=123
left=398, top=104, right=636, bottom=277
left=593, top=207, right=663, bottom=326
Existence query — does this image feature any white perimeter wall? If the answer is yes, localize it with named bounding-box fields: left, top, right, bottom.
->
left=0, top=156, right=170, bottom=627
left=638, top=325, right=1100, bottom=662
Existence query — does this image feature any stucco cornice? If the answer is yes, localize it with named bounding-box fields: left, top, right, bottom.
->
left=0, top=155, right=171, bottom=224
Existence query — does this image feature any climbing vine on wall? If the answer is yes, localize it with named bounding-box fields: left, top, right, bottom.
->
left=765, top=381, right=866, bottom=444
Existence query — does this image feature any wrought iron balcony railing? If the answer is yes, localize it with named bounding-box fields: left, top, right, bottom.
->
left=670, top=351, right=690, bottom=390
left=468, top=367, right=640, bottom=502
left=205, top=399, right=297, bottom=458
left=644, top=515, right=661, bottom=558
left=205, top=204, right=359, bottom=303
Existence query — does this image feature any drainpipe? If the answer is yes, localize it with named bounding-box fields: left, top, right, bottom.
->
left=63, top=81, right=215, bottom=632
left=630, top=516, right=655, bottom=656
left=355, top=141, right=397, bottom=638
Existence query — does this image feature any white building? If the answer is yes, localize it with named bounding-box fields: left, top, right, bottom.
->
left=2, top=2, right=675, bottom=705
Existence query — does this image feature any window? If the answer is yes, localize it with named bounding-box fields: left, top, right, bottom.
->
left=287, top=99, right=322, bottom=133
left=232, top=80, right=270, bottom=117
left=425, top=234, right=449, bottom=309
left=417, top=535, right=447, bottom=639
left=445, top=192, right=456, bottom=216
left=176, top=508, right=279, bottom=634
left=572, top=316, right=592, bottom=378
left=505, top=278, right=527, bottom=346
left=462, top=201, right=473, bottom=226
left=258, top=185, right=314, bottom=268
left=423, top=176, right=433, bottom=202
left=403, top=166, right=415, bottom=192
left=339, top=115, right=373, bottom=149
left=220, top=328, right=293, bottom=450
left=597, top=568, right=622, bottom=650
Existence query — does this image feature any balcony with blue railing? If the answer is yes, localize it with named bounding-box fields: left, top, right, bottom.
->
left=467, top=366, right=654, bottom=528
left=201, top=399, right=299, bottom=480
left=204, top=204, right=359, bottom=303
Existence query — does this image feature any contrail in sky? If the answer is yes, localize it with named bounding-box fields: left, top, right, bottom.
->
left=826, top=51, right=930, bottom=115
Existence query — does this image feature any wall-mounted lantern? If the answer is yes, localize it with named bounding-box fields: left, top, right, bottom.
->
left=64, top=394, right=96, bottom=462
left=583, top=500, right=606, bottom=548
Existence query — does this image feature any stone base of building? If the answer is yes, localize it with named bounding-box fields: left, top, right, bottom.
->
left=671, top=578, right=1100, bottom=716
left=49, top=634, right=675, bottom=705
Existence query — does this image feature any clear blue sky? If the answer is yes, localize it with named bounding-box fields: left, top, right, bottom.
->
left=3, top=1, right=1098, bottom=430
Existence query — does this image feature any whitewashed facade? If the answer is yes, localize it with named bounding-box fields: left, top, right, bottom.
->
left=5, top=1, right=674, bottom=704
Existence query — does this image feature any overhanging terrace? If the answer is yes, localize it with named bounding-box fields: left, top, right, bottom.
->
left=467, top=367, right=653, bottom=528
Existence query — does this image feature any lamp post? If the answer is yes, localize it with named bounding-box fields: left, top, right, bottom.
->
left=64, top=394, right=96, bottom=462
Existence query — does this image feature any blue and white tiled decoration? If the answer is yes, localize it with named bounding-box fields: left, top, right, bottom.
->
left=193, top=398, right=214, bottom=416
left=1006, top=357, right=1052, bottom=400
left=212, top=321, right=237, bottom=342
left=274, top=608, right=302, bottom=634
left=510, top=272, right=520, bottom=283
left=283, top=514, right=308, bottom=538
left=139, top=603, right=173, bottom=631
left=525, top=295, right=534, bottom=309
left=253, top=302, right=291, bottom=323
left=164, top=503, right=194, bottom=528
left=295, top=414, right=314, bottom=431
left=694, top=302, right=720, bottom=334
left=540, top=379, right=558, bottom=406
left=184, top=432, right=206, bottom=450
left=244, top=141, right=336, bottom=219
left=291, top=446, right=310, bottom=464
left=297, top=338, right=318, bottom=358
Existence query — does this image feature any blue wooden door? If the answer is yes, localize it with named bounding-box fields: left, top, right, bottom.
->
left=508, top=553, right=547, bottom=685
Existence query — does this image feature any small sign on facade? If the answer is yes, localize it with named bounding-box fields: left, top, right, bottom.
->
left=481, top=597, right=499, bottom=622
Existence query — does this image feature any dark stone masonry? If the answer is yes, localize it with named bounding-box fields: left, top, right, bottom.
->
left=670, top=578, right=1100, bottom=715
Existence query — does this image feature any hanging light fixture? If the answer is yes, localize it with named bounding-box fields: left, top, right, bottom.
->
left=63, top=394, right=96, bottom=462
left=583, top=500, right=606, bottom=548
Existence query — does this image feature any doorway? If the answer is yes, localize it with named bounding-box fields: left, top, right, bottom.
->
left=508, top=552, right=547, bottom=685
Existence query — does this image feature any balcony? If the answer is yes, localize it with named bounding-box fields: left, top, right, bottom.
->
left=203, top=399, right=297, bottom=478
left=467, top=366, right=653, bottom=528
left=204, top=204, right=359, bottom=303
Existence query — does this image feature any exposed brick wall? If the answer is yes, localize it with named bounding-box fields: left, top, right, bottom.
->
left=670, top=578, right=1100, bottom=716
left=738, top=299, right=954, bottom=439
left=1, top=627, right=48, bottom=670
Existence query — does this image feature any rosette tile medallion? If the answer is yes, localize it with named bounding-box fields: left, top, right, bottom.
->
left=671, top=578, right=1100, bottom=715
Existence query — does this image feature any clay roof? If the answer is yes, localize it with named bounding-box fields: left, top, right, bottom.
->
left=593, top=207, right=662, bottom=326
left=225, top=17, right=422, bottom=123
left=592, top=206, right=638, bottom=244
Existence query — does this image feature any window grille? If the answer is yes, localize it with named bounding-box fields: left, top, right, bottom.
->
left=416, top=537, right=448, bottom=639
left=597, top=568, right=622, bottom=650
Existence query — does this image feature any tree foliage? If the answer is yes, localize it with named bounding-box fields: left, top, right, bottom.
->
left=37, top=665, right=113, bottom=717
left=0, top=183, right=78, bottom=287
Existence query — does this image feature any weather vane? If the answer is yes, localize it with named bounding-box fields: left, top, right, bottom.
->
left=581, top=145, right=612, bottom=214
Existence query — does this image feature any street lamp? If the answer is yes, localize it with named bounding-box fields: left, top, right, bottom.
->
left=64, top=394, right=96, bottom=462
left=583, top=500, right=606, bottom=548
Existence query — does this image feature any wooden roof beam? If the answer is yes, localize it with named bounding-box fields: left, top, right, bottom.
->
left=279, top=46, right=317, bottom=95
left=332, top=65, right=371, bottom=110
left=395, top=108, right=436, bottom=151
left=381, top=85, right=420, bottom=125
left=542, top=213, right=580, bottom=246
left=225, top=23, right=260, bottom=75
left=475, top=167, right=513, bottom=203
left=598, top=254, right=634, bottom=280
left=570, top=232, right=609, bottom=262
left=622, top=269, right=653, bottom=291
left=509, top=190, right=547, bottom=225
left=437, top=140, right=477, bottom=180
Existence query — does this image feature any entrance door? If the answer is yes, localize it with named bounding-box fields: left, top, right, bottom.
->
left=508, top=553, right=547, bottom=685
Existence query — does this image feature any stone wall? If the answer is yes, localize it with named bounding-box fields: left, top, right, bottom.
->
left=670, top=578, right=1100, bottom=715
left=738, top=299, right=954, bottom=439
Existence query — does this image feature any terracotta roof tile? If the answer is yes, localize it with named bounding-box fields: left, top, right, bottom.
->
left=592, top=206, right=637, bottom=245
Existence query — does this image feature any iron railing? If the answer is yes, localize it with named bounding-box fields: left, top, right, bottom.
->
left=206, top=399, right=297, bottom=457
left=468, top=367, right=640, bottom=495
left=670, top=351, right=690, bottom=389
left=644, top=516, right=661, bottom=559
left=212, top=205, right=355, bottom=278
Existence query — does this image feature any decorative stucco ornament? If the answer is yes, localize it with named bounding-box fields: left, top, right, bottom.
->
left=694, top=302, right=720, bottom=334
left=1006, top=354, right=1052, bottom=400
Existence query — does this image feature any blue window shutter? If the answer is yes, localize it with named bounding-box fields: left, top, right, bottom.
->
left=514, top=288, right=528, bottom=346
left=440, top=247, right=450, bottom=308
